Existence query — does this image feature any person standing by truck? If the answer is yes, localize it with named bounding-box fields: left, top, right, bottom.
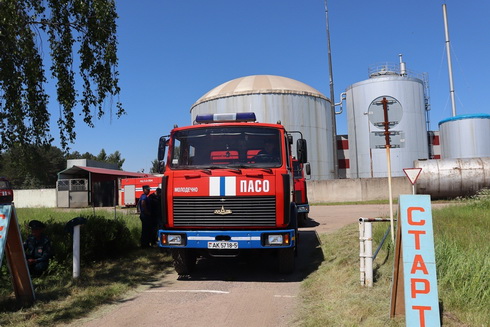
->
left=148, top=187, right=162, bottom=245
left=138, top=185, right=152, bottom=248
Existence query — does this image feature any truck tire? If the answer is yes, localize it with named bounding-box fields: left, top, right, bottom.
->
left=278, top=247, right=295, bottom=274
left=171, top=249, right=196, bottom=275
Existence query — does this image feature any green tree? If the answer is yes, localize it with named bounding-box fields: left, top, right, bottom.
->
left=68, top=148, right=125, bottom=169
left=0, top=0, right=123, bottom=151
left=107, top=150, right=125, bottom=169
left=68, top=151, right=96, bottom=160
left=0, top=146, right=126, bottom=188
left=96, top=148, right=107, bottom=162
left=150, top=159, right=160, bottom=174
left=0, top=144, right=66, bottom=188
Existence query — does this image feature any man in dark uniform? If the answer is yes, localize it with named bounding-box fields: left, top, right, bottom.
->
left=148, top=188, right=162, bottom=245
left=24, top=220, right=51, bottom=276
left=139, top=185, right=153, bottom=248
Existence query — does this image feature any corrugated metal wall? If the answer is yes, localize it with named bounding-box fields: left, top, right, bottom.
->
left=191, top=93, right=335, bottom=180
left=345, top=75, right=429, bottom=178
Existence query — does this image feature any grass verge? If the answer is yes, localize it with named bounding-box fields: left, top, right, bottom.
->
left=0, top=248, right=173, bottom=327
left=298, top=193, right=490, bottom=326
left=296, top=224, right=404, bottom=326
left=0, top=206, right=173, bottom=327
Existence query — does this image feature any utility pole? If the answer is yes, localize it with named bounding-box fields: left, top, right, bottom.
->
left=443, top=4, right=457, bottom=117
left=382, top=97, right=394, bottom=242
left=324, top=0, right=338, bottom=178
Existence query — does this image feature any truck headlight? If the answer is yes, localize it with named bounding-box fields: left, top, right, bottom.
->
left=268, top=235, right=283, bottom=245
left=168, top=234, right=183, bottom=245
left=161, top=233, right=185, bottom=245
left=264, top=233, right=290, bottom=246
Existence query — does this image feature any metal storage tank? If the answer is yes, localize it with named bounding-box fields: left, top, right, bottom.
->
left=345, top=62, right=429, bottom=178
left=190, top=75, right=334, bottom=180
left=414, top=157, right=490, bottom=198
left=439, top=113, right=490, bottom=159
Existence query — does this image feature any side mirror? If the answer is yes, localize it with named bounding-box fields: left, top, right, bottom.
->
left=296, top=139, right=308, bottom=163
left=304, top=162, right=311, bottom=176
left=157, top=136, right=167, bottom=161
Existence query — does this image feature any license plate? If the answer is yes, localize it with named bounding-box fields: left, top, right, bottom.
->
left=207, top=241, right=238, bottom=249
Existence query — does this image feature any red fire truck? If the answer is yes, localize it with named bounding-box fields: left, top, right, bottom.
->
left=157, top=112, right=308, bottom=274
left=293, top=159, right=310, bottom=226
left=120, top=176, right=161, bottom=207
left=0, top=177, right=14, bottom=204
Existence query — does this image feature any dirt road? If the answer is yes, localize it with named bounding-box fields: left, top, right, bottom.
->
left=67, top=204, right=397, bottom=327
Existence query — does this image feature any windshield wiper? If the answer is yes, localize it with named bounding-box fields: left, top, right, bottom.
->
left=227, top=167, right=242, bottom=173
left=229, top=164, right=255, bottom=171
left=228, top=164, right=273, bottom=173
left=198, top=166, right=220, bottom=174
left=197, top=165, right=242, bottom=173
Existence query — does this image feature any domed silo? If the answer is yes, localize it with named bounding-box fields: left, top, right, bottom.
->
left=345, top=62, right=429, bottom=178
left=190, top=75, right=334, bottom=180
left=439, top=113, right=490, bottom=159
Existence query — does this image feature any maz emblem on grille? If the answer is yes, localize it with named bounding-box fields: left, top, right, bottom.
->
left=214, top=206, right=232, bottom=215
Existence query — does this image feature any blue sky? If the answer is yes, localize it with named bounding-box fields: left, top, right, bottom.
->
left=49, top=0, right=490, bottom=173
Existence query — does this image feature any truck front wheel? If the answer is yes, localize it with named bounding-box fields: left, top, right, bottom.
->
left=278, top=247, right=295, bottom=274
left=171, top=249, right=196, bottom=275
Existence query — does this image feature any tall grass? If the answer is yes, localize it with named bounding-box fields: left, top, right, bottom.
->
left=298, top=192, right=490, bottom=326
left=433, top=192, right=490, bottom=325
left=297, top=223, right=404, bottom=327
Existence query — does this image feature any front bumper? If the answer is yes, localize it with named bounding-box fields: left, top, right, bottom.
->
left=158, top=229, right=296, bottom=249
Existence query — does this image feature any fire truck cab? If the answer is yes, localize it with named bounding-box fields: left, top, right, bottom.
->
left=157, top=112, right=307, bottom=274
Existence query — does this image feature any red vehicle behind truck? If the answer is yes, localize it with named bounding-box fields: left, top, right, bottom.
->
left=156, top=112, right=308, bottom=274
left=0, top=177, right=14, bottom=204
left=120, top=177, right=161, bottom=207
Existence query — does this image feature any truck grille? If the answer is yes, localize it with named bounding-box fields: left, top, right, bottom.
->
left=173, top=196, right=276, bottom=227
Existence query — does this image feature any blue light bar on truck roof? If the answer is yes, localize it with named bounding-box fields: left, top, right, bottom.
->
left=195, top=112, right=256, bottom=124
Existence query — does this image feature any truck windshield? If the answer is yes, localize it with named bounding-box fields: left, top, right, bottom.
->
left=170, top=126, right=282, bottom=169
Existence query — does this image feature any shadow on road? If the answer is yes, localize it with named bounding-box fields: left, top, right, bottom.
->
left=300, top=216, right=320, bottom=228
left=176, top=228, right=324, bottom=283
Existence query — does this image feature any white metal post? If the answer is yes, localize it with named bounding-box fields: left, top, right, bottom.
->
left=365, top=222, right=373, bottom=287
left=359, top=222, right=365, bottom=285
left=73, top=225, right=80, bottom=278
left=387, top=148, right=394, bottom=243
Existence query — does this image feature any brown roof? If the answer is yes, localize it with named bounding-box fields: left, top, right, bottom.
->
left=58, top=166, right=152, bottom=178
